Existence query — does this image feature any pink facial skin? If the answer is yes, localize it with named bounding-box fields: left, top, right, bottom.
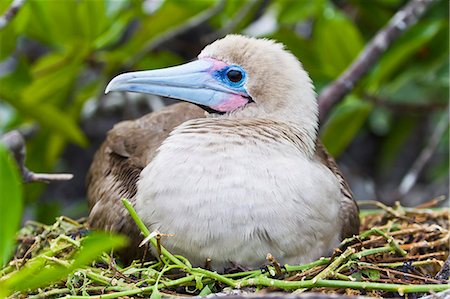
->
left=212, top=94, right=249, bottom=112
left=203, top=58, right=228, bottom=71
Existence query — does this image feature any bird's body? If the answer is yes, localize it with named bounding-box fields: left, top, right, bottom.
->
left=87, top=35, right=359, bottom=269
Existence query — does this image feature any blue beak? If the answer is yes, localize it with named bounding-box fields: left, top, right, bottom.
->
left=105, top=60, right=249, bottom=112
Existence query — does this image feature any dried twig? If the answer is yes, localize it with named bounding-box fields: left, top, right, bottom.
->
left=266, top=253, right=283, bottom=277
left=1, top=130, right=73, bottom=183
left=318, top=0, right=436, bottom=121
left=0, top=0, right=26, bottom=30
left=398, top=111, right=449, bottom=197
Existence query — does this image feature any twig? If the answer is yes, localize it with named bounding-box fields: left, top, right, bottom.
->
left=318, top=0, right=436, bottom=121
left=0, top=130, right=73, bottom=183
left=266, top=253, right=283, bottom=276
left=0, top=0, right=26, bottom=30
left=357, top=200, right=410, bottom=221
left=312, top=248, right=355, bottom=282
left=359, top=264, right=443, bottom=284
left=415, top=196, right=447, bottom=209
left=399, top=233, right=450, bottom=250
left=239, top=276, right=450, bottom=294
left=375, top=259, right=443, bottom=268
left=398, top=111, right=449, bottom=197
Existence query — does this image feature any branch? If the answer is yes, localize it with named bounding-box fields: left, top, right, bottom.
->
left=318, top=0, right=436, bottom=121
left=0, top=0, right=26, bottom=30
left=1, top=130, right=73, bottom=183
left=365, top=94, right=446, bottom=113
left=397, top=111, right=449, bottom=197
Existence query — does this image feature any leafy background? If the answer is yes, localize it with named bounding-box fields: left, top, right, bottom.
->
left=0, top=0, right=448, bottom=228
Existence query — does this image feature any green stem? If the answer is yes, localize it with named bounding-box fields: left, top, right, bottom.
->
left=375, top=260, right=441, bottom=268
left=341, top=228, right=407, bottom=257
left=28, top=287, right=128, bottom=299
left=240, top=277, right=450, bottom=294
left=64, top=275, right=196, bottom=299
left=284, top=258, right=331, bottom=273
left=121, top=199, right=189, bottom=270
left=351, top=246, right=393, bottom=259
left=84, top=270, right=128, bottom=287
left=192, top=268, right=236, bottom=288
left=312, top=248, right=355, bottom=282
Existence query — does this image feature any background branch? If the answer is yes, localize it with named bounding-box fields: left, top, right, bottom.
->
left=0, top=0, right=26, bottom=30
left=397, top=111, right=449, bottom=198
left=1, top=130, right=73, bottom=183
left=364, top=94, right=446, bottom=113
left=318, top=0, right=436, bottom=121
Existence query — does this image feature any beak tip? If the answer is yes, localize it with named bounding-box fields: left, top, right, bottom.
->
left=104, top=80, right=115, bottom=94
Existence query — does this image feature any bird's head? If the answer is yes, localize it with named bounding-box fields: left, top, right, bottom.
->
left=106, top=35, right=318, bottom=137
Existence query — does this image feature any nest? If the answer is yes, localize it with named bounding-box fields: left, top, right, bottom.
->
left=1, top=199, right=449, bottom=298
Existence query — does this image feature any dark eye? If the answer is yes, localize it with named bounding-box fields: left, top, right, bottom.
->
left=227, top=69, right=243, bottom=83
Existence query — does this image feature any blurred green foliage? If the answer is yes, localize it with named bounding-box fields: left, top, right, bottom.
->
left=0, top=0, right=448, bottom=215
left=0, top=231, right=126, bottom=297
left=0, top=144, right=22, bottom=267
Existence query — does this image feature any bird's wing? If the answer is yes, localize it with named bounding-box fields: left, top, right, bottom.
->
left=314, top=140, right=360, bottom=238
left=86, top=102, right=205, bottom=261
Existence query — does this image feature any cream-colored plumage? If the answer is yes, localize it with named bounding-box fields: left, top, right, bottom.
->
left=87, top=35, right=359, bottom=269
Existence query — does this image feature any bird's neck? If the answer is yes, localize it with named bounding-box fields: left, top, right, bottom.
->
left=202, top=113, right=317, bottom=157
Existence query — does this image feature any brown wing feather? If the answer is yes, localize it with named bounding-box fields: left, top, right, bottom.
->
left=314, top=140, right=360, bottom=238
left=86, top=103, right=205, bottom=261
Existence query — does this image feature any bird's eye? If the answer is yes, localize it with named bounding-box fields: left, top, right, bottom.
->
left=215, top=65, right=246, bottom=88
left=227, top=69, right=243, bottom=83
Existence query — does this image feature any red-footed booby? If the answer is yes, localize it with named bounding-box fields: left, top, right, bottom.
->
left=87, top=35, right=359, bottom=269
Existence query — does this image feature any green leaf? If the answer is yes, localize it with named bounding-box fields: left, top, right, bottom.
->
left=105, top=0, right=216, bottom=70
left=350, top=271, right=362, bottom=281
left=76, top=0, right=107, bottom=43
left=93, top=10, right=134, bottom=49
left=2, top=97, right=87, bottom=146
left=368, top=106, right=392, bottom=136
left=150, top=288, right=162, bottom=299
left=377, top=116, right=417, bottom=172
left=315, top=6, right=364, bottom=78
left=274, top=0, right=326, bottom=24
left=23, top=45, right=88, bottom=106
left=135, top=51, right=184, bottom=71
left=0, top=144, right=23, bottom=267
left=362, top=269, right=381, bottom=280
left=0, top=21, right=17, bottom=60
left=321, top=95, right=373, bottom=157
left=199, top=284, right=213, bottom=296
left=1, top=232, right=127, bottom=295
